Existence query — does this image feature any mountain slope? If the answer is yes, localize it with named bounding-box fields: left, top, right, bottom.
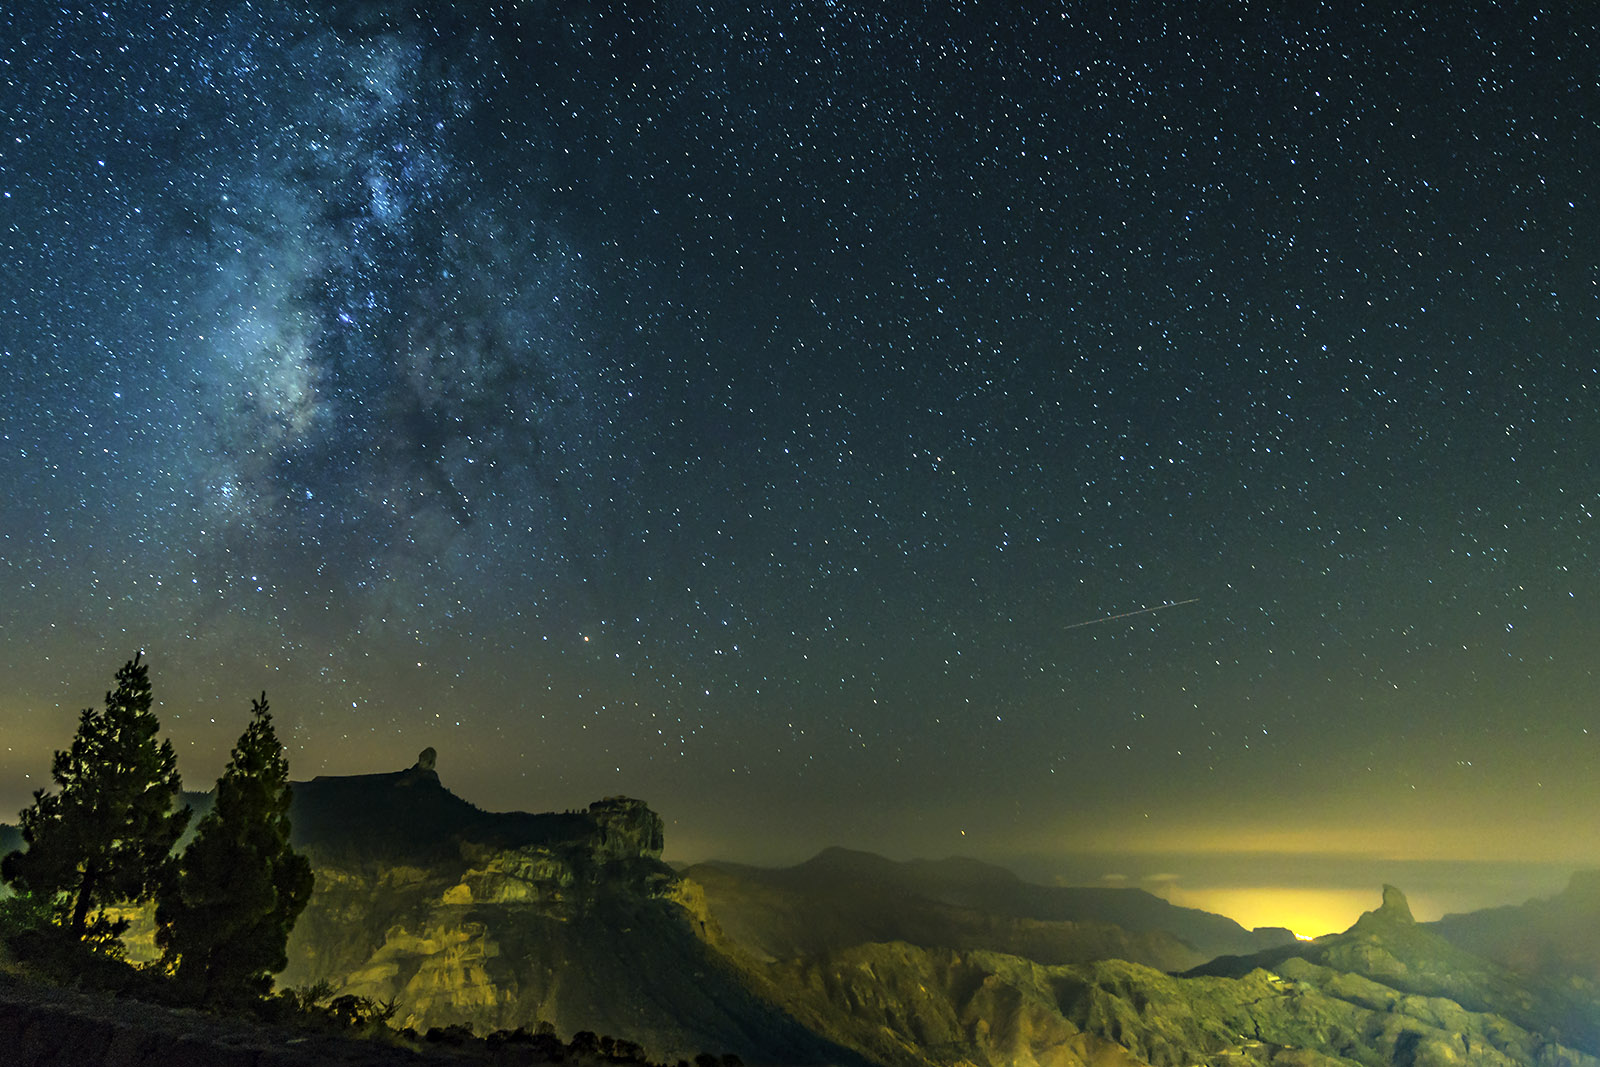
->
left=738, top=887, right=1600, bottom=1067
left=747, top=937, right=1600, bottom=1067
left=1186, top=885, right=1600, bottom=1061
left=685, top=846, right=1292, bottom=972
left=276, top=760, right=865, bottom=1065
left=1433, top=870, right=1600, bottom=983
left=677, top=856, right=1600, bottom=1065
left=19, top=757, right=1600, bottom=1067
left=99, top=755, right=862, bottom=1066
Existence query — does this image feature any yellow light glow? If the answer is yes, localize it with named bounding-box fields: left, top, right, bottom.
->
left=1159, top=886, right=1378, bottom=939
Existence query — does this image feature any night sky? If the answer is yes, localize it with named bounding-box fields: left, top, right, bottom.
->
left=3, top=2, right=1597, bottom=936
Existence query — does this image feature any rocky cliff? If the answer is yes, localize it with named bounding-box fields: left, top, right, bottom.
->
left=35, top=756, right=1600, bottom=1067
left=266, top=754, right=862, bottom=1066
left=96, top=753, right=856, bottom=1064
left=734, top=887, right=1600, bottom=1067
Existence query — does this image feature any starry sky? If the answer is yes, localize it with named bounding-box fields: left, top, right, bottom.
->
left=2, top=1, right=1597, bottom=935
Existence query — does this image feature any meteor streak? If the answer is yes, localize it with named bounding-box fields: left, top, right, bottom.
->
left=1064, top=598, right=1199, bottom=630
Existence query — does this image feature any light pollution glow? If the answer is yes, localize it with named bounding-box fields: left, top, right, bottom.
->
left=1161, top=887, right=1394, bottom=940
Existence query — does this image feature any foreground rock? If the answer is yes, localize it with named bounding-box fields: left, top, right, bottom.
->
left=275, top=759, right=864, bottom=1066
left=0, top=970, right=460, bottom=1067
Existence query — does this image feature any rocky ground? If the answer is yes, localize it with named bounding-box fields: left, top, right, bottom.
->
left=0, top=970, right=495, bottom=1067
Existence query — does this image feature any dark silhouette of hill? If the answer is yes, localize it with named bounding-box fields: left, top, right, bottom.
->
left=65, top=751, right=856, bottom=1065
left=1432, top=869, right=1600, bottom=982
left=285, top=764, right=596, bottom=865
left=686, top=846, right=1292, bottom=969
left=172, top=758, right=598, bottom=867
left=0, top=970, right=452, bottom=1066
left=16, top=759, right=1600, bottom=1066
left=256, top=754, right=866, bottom=1067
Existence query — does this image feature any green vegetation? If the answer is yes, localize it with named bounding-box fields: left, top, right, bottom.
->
left=156, top=693, right=314, bottom=1006
left=14, top=659, right=1600, bottom=1066
left=1, top=657, right=312, bottom=1014
left=0, top=657, right=754, bottom=1066
left=1, top=655, right=190, bottom=939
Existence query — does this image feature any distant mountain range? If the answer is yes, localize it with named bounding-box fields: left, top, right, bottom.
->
left=683, top=846, right=1293, bottom=972
left=8, top=755, right=1600, bottom=1065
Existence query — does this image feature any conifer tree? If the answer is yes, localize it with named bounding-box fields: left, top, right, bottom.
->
left=156, top=693, right=313, bottom=1004
left=1, top=654, right=190, bottom=938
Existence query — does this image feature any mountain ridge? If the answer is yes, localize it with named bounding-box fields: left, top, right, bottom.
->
left=686, top=844, right=1295, bottom=970
left=10, top=758, right=1600, bottom=1065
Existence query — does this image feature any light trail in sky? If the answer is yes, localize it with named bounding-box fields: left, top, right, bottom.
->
left=1063, top=598, right=1200, bottom=630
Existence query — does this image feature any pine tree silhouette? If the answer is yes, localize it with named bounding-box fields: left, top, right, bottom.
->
left=2, top=654, right=190, bottom=938
left=157, top=693, right=314, bottom=1004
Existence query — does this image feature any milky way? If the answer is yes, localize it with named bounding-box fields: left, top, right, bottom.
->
left=132, top=6, right=614, bottom=595
left=3, top=2, right=1598, bottom=925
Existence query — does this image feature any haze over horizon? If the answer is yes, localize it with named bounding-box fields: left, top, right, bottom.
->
left=3, top=2, right=1596, bottom=940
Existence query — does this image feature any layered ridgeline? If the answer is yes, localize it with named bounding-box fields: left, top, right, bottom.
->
left=191, top=749, right=862, bottom=1066
left=16, top=753, right=1600, bottom=1065
left=683, top=847, right=1292, bottom=972
left=689, top=863, right=1600, bottom=1066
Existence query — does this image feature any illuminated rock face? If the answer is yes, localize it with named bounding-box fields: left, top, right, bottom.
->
left=586, top=796, right=666, bottom=861
left=270, top=768, right=852, bottom=1065
left=278, top=786, right=678, bottom=1011
left=95, top=769, right=1600, bottom=1067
